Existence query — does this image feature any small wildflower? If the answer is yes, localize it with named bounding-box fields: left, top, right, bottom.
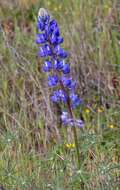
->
left=48, top=75, right=59, bottom=87
left=65, top=143, right=70, bottom=148
left=109, top=124, right=115, bottom=129
left=42, top=60, right=52, bottom=72
left=61, top=111, right=84, bottom=128
left=97, top=107, right=104, bottom=113
left=51, top=90, right=60, bottom=103
left=54, top=59, right=64, bottom=70
left=61, top=111, right=68, bottom=125
left=65, top=143, right=75, bottom=149
left=70, top=93, right=82, bottom=108
left=85, top=108, right=90, bottom=114
left=62, top=63, right=70, bottom=74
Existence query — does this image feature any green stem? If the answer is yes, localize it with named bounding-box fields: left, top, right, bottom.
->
left=67, top=101, right=80, bottom=169
left=72, top=126, right=81, bottom=169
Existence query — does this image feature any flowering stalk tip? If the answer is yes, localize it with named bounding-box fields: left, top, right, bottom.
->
left=36, top=8, right=83, bottom=126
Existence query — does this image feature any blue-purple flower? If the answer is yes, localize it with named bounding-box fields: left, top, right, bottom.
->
left=36, top=8, right=83, bottom=128
left=36, top=33, right=47, bottom=44
left=51, top=89, right=68, bottom=103
left=51, top=90, right=60, bottom=103
left=38, top=44, right=52, bottom=57
left=42, top=60, right=52, bottom=72
left=54, top=45, right=68, bottom=58
left=48, top=75, right=59, bottom=87
left=61, top=111, right=84, bottom=128
left=61, top=76, right=77, bottom=90
left=54, top=59, right=64, bottom=70
left=62, top=63, right=70, bottom=74
left=70, top=93, right=82, bottom=108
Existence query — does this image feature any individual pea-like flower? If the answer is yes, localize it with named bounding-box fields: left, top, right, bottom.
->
left=54, top=45, right=68, bottom=58
left=39, top=44, right=52, bottom=57
left=54, top=59, right=64, bottom=70
left=61, top=112, right=84, bottom=128
left=50, top=89, right=68, bottom=103
left=36, top=8, right=84, bottom=128
left=36, top=33, right=47, bottom=44
left=51, top=90, right=60, bottom=103
left=50, top=32, right=63, bottom=45
left=61, top=76, right=77, bottom=90
left=70, top=93, right=83, bottom=108
left=48, top=75, right=59, bottom=87
left=65, top=143, right=75, bottom=149
left=62, top=63, right=70, bottom=74
left=59, top=89, right=68, bottom=103
left=42, top=60, right=52, bottom=72
left=61, top=111, right=68, bottom=125
left=76, top=119, right=84, bottom=128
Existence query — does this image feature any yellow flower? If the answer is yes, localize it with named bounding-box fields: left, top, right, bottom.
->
left=65, top=143, right=70, bottom=148
left=85, top=108, right=90, bottom=114
left=109, top=124, right=115, bottom=129
left=97, top=107, right=104, bottom=113
left=65, top=143, right=75, bottom=149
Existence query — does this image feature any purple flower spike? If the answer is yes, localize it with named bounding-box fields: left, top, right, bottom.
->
left=36, top=8, right=83, bottom=128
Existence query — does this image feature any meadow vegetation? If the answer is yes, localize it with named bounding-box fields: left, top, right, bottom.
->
left=0, top=0, right=120, bottom=189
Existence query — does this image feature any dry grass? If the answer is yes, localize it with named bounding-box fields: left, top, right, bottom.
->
left=0, top=0, right=120, bottom=189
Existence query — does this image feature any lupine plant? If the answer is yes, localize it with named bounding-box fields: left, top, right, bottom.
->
left=36, top=8, right=84, bottom=168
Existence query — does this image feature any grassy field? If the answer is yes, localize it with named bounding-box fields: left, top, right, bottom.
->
left=0, top=0, right=120, bottom=189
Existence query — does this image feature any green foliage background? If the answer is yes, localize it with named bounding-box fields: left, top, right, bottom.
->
left=0, top=0, right=120, bottom=189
